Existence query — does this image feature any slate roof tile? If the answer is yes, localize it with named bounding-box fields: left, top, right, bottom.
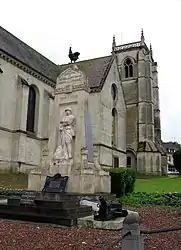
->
left=59, top=55, right=113, bottom=89
left=0, top=26, right=59, bottom=82
left=0, top=26, right=113, bottom=89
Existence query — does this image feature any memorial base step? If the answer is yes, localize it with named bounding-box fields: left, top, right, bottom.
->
left=0, top=203, right=93, bottom=226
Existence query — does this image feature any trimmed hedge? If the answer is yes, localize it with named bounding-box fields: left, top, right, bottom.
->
left=106, top=168, right=136, bottom=197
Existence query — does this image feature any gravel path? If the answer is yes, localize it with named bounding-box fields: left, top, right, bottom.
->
left=138, top=206, right=181, bottom=250
left=0, top=206, right=180, bottom=249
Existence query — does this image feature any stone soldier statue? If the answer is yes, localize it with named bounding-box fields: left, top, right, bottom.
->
left=53, top=107, right=76, bottom=161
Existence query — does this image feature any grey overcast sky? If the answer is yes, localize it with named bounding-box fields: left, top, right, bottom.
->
left=0, top=0, right=180, bottom=143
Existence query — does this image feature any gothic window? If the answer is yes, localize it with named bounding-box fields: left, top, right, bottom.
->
left=111, top=84, right=117, bottom=101
left=113, top=156, right=119, bottom=168
left=112, top=108, right=118, bottom=146
left=124, top=58, right=133, bottom=78
left=26, top=85, right=37, bottom=133
left=127, top=156, right=131, bottom=168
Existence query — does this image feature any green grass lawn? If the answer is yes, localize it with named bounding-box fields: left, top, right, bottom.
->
left=135, top=176, right=181, bottom=193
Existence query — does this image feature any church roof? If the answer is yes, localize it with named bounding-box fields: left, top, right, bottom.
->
left=0, top=26, right=59, bottom=82
left=59, top=55, right=113, bottom=90
left=0, top=26, right=113, bottom=88
left=162, top=141, right=179, bottom=151
left=137, top=141, right=167, bottom=156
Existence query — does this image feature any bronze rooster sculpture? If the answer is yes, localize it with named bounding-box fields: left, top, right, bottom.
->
left=68, top=47, right=80, bottom=63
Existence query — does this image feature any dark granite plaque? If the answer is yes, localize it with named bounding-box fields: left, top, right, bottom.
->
left=42, top=173, right=68, bottom=193
left=20, top=191, right=37, bottom=206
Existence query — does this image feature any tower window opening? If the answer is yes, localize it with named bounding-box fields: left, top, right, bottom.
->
left=124, top=58, right=133, bottom=78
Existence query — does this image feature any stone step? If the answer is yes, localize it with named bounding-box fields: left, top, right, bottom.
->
left=18, top=191, right=116, bottom=201
left=0, top=207, right=77, bottom=226
left=35, top=193, right=79, bottom=202
left=35, top=199, right=80, bottom=209
left=8, top=192, right=118, bottom=210
left=67, top=193, right=117, bottom=200
left=8, top=197, right=82, bottom=210
left=8, top=197, right=20, bottom=206
left=36, top=205, right=92, bottom=218
left=36, top=192, right=116, bottom=200
left=1, top=203, right=93, bottom=218
left=0, top=203, right=93, bottom=226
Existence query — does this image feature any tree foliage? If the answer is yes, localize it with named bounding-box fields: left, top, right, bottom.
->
left=173, top=149, right=181, bottom=174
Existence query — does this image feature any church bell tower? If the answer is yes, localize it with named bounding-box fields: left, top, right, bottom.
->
left=112, top=30, right=166, bottom=174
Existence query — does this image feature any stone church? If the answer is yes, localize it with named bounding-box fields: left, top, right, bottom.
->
left=0, top=26, right=167, bottom=175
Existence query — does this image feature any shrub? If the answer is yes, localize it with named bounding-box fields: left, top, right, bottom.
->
left=106, top=168, right=136, bottom=197
left=173, top=149, right=181, bottom=174
left=120, top=192, right=181, bottom=207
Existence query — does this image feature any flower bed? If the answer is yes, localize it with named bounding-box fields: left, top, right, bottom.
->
left=121, top=191, right=181, bottom=207
left=0, top=187, right=24, bottom=199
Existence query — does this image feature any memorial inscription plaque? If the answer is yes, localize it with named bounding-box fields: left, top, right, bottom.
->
left=20, top=191, right=37, bottom=206
left=42, top=173, right=68, bottom=193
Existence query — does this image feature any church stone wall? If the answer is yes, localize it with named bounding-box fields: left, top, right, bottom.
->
left=126, top=105, right=138, bottom=151
left=152, top=62, right=161, bottom=142
left=96, top=59, right=127, bottom=167
left=88, top=92, right=101, bottom=144
left=0, top=57, right=54, bottom=173
left=0, top=130, right=13, bottom=171
left=115, top=44, right=163, bottom=173
left=137, top=152, right=161, bottom=175
left=116, top=50, right=138, bottom=153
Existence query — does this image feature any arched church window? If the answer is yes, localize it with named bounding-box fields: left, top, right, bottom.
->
left=111, top=84, right=117, bottom=101
left=124, top=58, right=133, bottom=78
left=127, top=156, right=131, bottom=168
left=26, top=85, right=37, bottom=133
left=112, top=108, right=118, bottom=146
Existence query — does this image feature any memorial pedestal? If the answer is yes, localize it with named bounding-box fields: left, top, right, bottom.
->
left=28, top=65, right=111, bottom=194
left=28, top=169, right=48, bottom=191
left=28, top=167, right=111, bottom=194
left=49, top=159, right=73, bottom=176
left=67, top=168, right=110, bottom=194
